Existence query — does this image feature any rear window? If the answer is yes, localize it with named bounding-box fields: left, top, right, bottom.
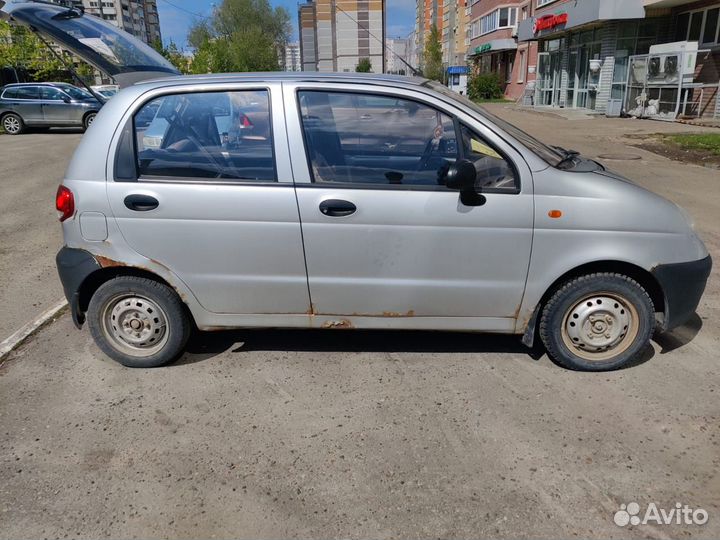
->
left=2, top=88, right=18, bottom=99
left=130, top=90, right=276, bottom=182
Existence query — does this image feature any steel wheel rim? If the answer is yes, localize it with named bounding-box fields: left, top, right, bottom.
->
left=4, top=116, right=20, bottom=134
left=101, top=294, right=169, bottom=358
left=560, top=292, right=639, bottom=362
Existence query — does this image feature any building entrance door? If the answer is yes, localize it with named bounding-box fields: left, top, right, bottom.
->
left=536, top=51, right=560, bottom=106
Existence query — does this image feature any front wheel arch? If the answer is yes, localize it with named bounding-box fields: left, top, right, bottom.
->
left=523, top=260, right=665, bottom=345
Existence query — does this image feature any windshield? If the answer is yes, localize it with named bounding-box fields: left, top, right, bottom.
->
left=425, top=81, right=563, bottom=166
left=58, top=84, right=93, bottom=100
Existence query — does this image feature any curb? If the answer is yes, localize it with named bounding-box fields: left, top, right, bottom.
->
left=0, top=300, right=68, bottom=361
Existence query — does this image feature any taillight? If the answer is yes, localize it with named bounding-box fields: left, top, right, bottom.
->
left=56, top=185, right=74, bottom=222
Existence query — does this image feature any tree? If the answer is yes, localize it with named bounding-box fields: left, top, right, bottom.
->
left=153, top=39, right=190, bottom=74
left=187, top=0, right=290, bottom=74
left=422, top=24, right=443, bottom=82
left=355, top=58, right=372, bottom=72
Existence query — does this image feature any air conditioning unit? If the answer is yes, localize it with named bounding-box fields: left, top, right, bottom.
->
left=511, top=24, right=518, bottom=37
left=648, top=41, right=698, bottom=85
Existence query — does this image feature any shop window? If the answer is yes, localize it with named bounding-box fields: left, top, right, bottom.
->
left=675, top=5, right=720, bottom=46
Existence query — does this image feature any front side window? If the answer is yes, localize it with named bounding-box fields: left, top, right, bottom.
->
left=132, top=90, right=276, bottom=182
left=298, top=90, right=517, bottom=191
left=41, top=87, right=67, bottom=100
left=460, top=124, right=517, bottom=191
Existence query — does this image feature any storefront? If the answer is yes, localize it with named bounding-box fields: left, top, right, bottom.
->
left=517, top=0, right=664, bottom=112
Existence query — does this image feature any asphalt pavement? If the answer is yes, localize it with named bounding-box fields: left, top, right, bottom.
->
left=0, top=112, right=718, bottom=539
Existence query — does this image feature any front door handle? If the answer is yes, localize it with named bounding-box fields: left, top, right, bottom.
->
left=319, top=199, right=356, bottom=217
left=124, top=194, right=159, bottom=212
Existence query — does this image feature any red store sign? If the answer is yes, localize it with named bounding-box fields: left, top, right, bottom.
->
left=533, top=12, right=569, bottom=33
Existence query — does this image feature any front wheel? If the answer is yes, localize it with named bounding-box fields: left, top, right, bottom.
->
left=539, top=273, right=655, bottom=371
left=87, top=276, right=191, bottom=367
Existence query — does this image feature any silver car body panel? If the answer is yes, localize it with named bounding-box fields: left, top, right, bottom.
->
left=59, top=73, right=708, bottom=332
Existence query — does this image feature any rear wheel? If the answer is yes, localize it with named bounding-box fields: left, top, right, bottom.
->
left=83, top=112, right=97, bottom=131
left=87, top=276, right=190, bottom=368
left=2, top=113, right=24, bottom=135
left=539, top=273, right=655, bottom=371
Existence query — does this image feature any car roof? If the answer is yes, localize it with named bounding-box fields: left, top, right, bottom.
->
left=2, top=82, right=72, bottom=87
left=139, top=71, right=429, bottom=88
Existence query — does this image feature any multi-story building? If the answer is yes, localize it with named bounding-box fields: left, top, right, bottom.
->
left=467, top=0, right=537, bottom=100
left=298, top=0, right=385, bottom=73
left=82, top=0, right=161, bottom=45
left=441, top=0, right=468, bottom=67
left=514, top=0, right=719, bottom=117
left=385, top=36, right=411, bottom=73
left=416, top=0, right=443, bottom=69
left=284, top=42, right=302, bottom=71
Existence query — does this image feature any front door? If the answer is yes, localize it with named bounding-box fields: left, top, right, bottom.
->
left=106, top=84, right=310, bottom=315
left=285, top=84, right=534, bottom=327
left=40, top=86, right=74, bottom=124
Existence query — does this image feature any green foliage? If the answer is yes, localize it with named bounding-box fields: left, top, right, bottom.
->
left=422, top=24, right=443, bottom=82
left=153, top=39, right=190, bottom=74
left=468, top=72, right=505, bottom=101
left=0, top=20, right=95, bottom=83
left=355, top=58, right=372, bottom=72
left=188, top=0, right=290, bottom=74
left=665, top=133, right=720, bottom=156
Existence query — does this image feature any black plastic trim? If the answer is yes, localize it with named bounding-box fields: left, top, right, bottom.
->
left=653, top=255, right=712, bottom=332
left=56, top=246, right=101, bottom=328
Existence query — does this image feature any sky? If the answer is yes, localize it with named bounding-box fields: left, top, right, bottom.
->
left=156, top=0, right=416, bottom=49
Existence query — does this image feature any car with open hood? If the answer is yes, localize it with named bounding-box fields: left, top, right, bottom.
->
left=2, top=0, right=711, bottom=371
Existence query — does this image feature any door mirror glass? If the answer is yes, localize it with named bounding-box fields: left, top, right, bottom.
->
left=62, top=95, right=71, bottom=103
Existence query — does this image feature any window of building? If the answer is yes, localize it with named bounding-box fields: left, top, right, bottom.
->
left=130, top=90, right=276, bottom=182
left=480, top=7, right=517, bottom=35
left=675, top=5, right=720, bottom=46
left=612, top=21, right=661, bottom=100
left=537, top=0, right=559, bottom=7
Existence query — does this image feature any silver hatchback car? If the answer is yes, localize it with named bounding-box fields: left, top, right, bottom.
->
left=3, top=1, right=711, bottom=371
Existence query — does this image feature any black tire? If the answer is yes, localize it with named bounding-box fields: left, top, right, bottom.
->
left=539, top=273, right=655, bottom=371
left=2, top=113, right=25, bottom=135
left=87, top=276, right=191, bottom=368
left=83, top=112, right=97, bottom=131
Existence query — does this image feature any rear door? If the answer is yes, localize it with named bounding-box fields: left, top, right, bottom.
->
left=284, top=82, right=534, bottom=328
left=106, top=82, right=311, bottom=316
left=11, top=85, right=43, bottom=123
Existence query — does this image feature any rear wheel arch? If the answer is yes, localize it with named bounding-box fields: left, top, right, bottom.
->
left=78, top=267, right=195, bottom=326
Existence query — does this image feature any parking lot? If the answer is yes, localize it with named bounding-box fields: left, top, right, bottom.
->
left=1, top=109, right=719, bottom=539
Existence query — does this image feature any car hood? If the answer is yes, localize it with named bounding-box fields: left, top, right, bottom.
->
left=0, top=0, right=180, bottom=88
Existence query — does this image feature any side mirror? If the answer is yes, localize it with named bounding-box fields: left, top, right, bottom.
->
left=446, top=159, right=486, bottom=207
left=445, top=159, right=476, bottom=190
left=62, top=96, right=71, bottom=103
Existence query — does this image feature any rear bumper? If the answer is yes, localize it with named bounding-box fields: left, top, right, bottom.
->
left=56, top=247, right=101, bottom=329
left=653, top=255, right=712, bottom=332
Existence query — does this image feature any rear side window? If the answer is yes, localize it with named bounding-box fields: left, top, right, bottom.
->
left=132, top=90, right=276, bottom=182
left=2, top=88, right=18, bottom=99
left=9, top=86, right=39, bottom=100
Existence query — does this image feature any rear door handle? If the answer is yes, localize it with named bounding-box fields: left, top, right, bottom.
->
left=124, top=194, right=159, bottom=212
left=319, top=199, right=356, bottom=217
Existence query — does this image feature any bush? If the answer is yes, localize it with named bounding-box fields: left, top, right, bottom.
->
left=467, top=72, right=505, bottom=101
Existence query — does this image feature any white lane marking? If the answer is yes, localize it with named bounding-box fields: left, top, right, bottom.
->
left=0, top=299, right=68, bottom=361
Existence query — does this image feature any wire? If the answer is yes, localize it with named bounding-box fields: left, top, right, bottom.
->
left=157, top=0, right=212, bottom=20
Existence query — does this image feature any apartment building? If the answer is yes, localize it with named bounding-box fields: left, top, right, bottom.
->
left=513, top=0, right=719, bottom=117
left=385, top=36, right=411, bottom=73
left=82, top=0, right=161, bottom=45
left=442, top=0, right=468, bottom=67
left=298, top=0, right=385, bottom=73
left=416, top=0, right=443, bottom=68
left=284, top=42, right=302, bottom=72
left=467, top=0, right=537, bottom=100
